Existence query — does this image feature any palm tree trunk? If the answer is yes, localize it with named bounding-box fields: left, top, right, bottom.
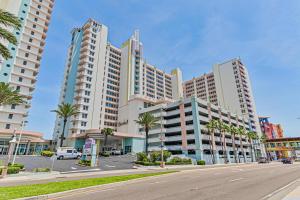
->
left=104, top=134, right=108, bottom=147
left=249, top=139, right=254, bottom=162
left=232, top=133, right=238, bottom=163
left=145, top=126, right=149, bottom=155
left=222, top=131, right=228, bottom=164
left=60, top=119, right=67, bottom=147
left=240, top=137, right=246, bottom=163
left=209, top=132, right=215, bottom=164
left=211, top=131, right=217, bottom=164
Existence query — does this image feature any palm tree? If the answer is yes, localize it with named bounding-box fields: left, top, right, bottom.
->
left=247, top=131, right=258, bottom=162
left=205, top=119, right=218, bottom=164
left=260, top=134, right=269, bottom=161
left=0, top=9, right=22, bottom=60
left=101, top=128, right=114, bottom=147
left=228, top=124, right=238, bottom=163
left=135, top=112, right=158, bottom=155
left=51, top=103, right=79, bottom=147
left=237, top=127, right=247, bottom=163
left=216, top=120, right=229, bottom=164
left=0, top=82, right=24, bottom=106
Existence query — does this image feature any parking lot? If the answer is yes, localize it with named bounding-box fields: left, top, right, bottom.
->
left=0, top=154, right=136, bottom=172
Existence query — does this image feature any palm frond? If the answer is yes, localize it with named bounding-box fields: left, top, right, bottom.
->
left=0, top=42, right=11, bottom=60
left=0, top=27, right=17, bottom=45
left=0, top=9, right=22, bottom=30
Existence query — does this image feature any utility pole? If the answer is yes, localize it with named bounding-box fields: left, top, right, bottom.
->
left=12, top=121, right=27, bottom=165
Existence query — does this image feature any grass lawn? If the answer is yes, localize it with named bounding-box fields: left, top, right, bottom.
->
left=0, top=171, right=176, bottom=200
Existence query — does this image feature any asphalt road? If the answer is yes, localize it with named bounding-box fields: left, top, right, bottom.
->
left=0, top=154, right=135, bottom=172
left=50, top=163, right=300, bottom=200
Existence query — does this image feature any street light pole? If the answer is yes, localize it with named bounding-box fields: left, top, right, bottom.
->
left=12, top=121, right=27, bottom=165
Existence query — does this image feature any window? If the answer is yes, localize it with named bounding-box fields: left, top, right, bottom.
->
left=66, top=150, right=72, bottom=153
left=31, top=31, right=34, bottom=35
left=18, top=77, right=23, bottom=82
left=27, top=46, right=31, bottom=50
left=25, top=53, right=29, bottom=57
left=37, top=5, right=41, bottom=9
left=5, top=124, right=10, bottom=129
left=33, top=24, right=36, bottom=28
left=84, top=91, right=90, bottom=96
left=34, top=18, right=38, bottom=22
left=21, top=69, right=25, bottom=73
left=36, top=11, right=39, bottom=15
left=16, top=86, right=20, bottom=91
left=8, top=114, right=13, bottom=119
left=11, top=104, right=16, bottom=109
left=83, top=105, right=89, bottom=111
left=81, top=122, right=87, bottom=127
left=82, top=113, right=88, bottom=118
left=23, top=61, right=27, bottom=65
left=29, top=38, right=33, bottom=43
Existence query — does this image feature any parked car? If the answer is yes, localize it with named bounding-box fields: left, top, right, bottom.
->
left=282, top=158, right=293, bottom=164
left=111, top=149, right=122, bottom=155
left=56, top=147, right=82, bottom=160
left=258, top=157, right=269, bottom=164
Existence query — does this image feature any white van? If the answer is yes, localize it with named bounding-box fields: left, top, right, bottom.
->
left=56, top=147, right=82, bottom=160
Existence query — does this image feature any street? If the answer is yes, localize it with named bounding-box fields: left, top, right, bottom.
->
left=0, top=154, right=135, bottom=172
left=48, top=163, right=300, bottom=200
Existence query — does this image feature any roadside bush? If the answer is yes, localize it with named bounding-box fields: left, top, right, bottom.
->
left=136, top=152, right=149, bottom=162
left=168, top=157, right=192, bottom=165
left=7, top=167, right=20, bottom=174
left=8, top=163, right=25, bottom=170
left=197, top=160, right=206, bottom=165
left=135, top=161, right=160, bottom=166
left=78, top=160, right=91, bottom=166
left=41, top=150, right=54, bottom=157
left=150, top=151, right=172, bottom=162
left=33, top=168, right=50, bottom=173
left=101, top=152, right=110, bottom=157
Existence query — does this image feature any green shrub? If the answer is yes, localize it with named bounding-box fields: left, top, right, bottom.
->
left=78, top=160, right=91, bottom=166
left=135, top=161, right=160, bottom=166
left=101, top=152, right=110, bottom=157
left=197, top=160, right=206, bottom=165
left=0, top=160, right=3, bottom=166
left=33, top=168, right=50, bottom=173
left=41, top=150, right=54, bottom=157
left=136, top=152, right=148, bottom=162
left=7, top=167, right=20, bottom=174
left=149, top=151, right=172, bottom=162
left=168, top=157, right=192, bottom=165
left=8, top=163, right=25, bottom=170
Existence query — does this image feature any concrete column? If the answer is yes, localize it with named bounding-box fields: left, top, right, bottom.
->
left=25, top=140, right=31, bottom=155
left=191, top=96, right=203, bottom=161
left=179, top=103, right=188, bottom=156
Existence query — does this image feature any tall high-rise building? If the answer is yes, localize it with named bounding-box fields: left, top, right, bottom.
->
left=53, top=19, right=181, bottom=146
left=183, top=58, right=261, bottom=135
left=0, top=0, right=54, bottom=130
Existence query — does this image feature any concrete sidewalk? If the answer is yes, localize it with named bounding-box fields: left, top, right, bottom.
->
left=283, top=185, right=300, bottom=200
left=0, top=162, right=260, bottom=187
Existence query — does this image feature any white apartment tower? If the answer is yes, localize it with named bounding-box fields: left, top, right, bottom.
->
left=183, top=58, right=261, bottom=134
left=53, top=19, right=121, bottom=144
left=0, top=0, right=54, bottom=130
left=53, top=19, right=181, bottom=145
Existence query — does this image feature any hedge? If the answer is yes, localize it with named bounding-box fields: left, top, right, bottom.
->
left=0, top=167, right=21, bottom=175
left=33, top=168, right=50, bottom=173
left=8, top=163, right=25, bottom=170
left=78, top=160, right=91, bottom=166
left=197, top=160, right=206, bottom=165
left=41, top=151, right=54, bottom=157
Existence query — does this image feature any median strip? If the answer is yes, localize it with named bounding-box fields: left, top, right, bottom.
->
left=0, top=171, right=176, bottom=200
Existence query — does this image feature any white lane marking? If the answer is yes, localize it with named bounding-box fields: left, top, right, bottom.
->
left=149, top=180, right=167, bottom=184
left=229, top=178, right=244, bottom=182
left=260, top=179, right=300, bottom=200
left=71, top=167, right=77, bottom=170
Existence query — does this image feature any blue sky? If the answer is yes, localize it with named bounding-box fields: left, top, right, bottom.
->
left=27, top=0, right=300, bottom=139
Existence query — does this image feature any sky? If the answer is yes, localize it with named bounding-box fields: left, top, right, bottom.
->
left=26, top=0, right=300, bottom=139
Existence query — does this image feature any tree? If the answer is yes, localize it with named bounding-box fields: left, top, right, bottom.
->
left=228, top=125, right=238, bottom=163
left=135, top=112, right=158, bottom=155
left=237, top=127, right=247, bottom=163
left=101, top=128, right=114, bottom=147
left=247, top=131, right=258, bottom=162
left=205, top=119, right=218, bottom=164
left=0, top=82, right=24, bottom=106
left=51, top=103, right=79, bottom=147
left=0, top=9, right=22, bottom=60
left=260, top=134, right=269, bottom=161
left=216, top=120, right=229, bottom=164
